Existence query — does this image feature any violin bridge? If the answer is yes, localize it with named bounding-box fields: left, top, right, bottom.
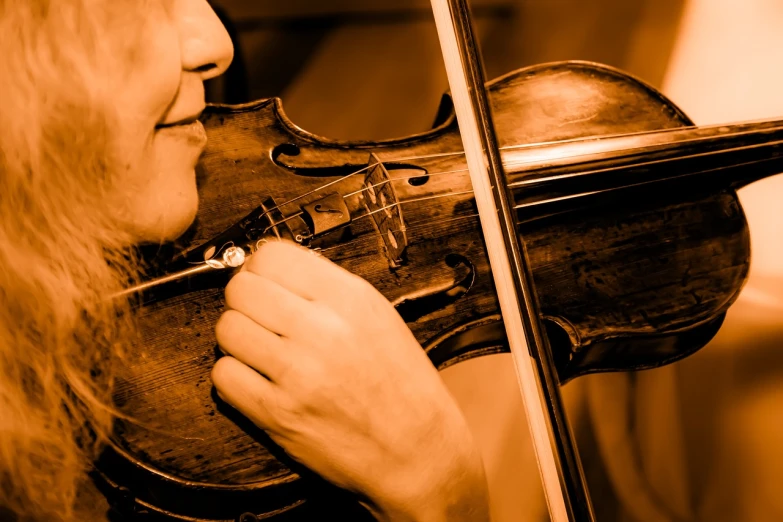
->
left=363, top=153, right=408, bottom=268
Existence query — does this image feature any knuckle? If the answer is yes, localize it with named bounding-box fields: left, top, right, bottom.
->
left=224, top=271, right=253, bottom=308
left=258, top=394, right=285, bottom=432
left=316, top=308, right=352, bottom=342
left=274, top=356, right=297, bottom=384
left=249, top=240, right=297, bottom=276
left=296, top=364, right=322, bottom=396
left=246, top=240, right=274, bottom=273
left=287, top=379, right=324, bottom=418
left=275, top=398, right=305, bottom=433
left=341, top=275, right=383, bottom=312
left=348, top=272, right=376, bottom=295
left=303, top=384, right=327, bottom=409
left=214, top=309, right=242, bottom=345
left=210, top=356, right=235, bottom=390
left=359, top=281, right=380, bottom=303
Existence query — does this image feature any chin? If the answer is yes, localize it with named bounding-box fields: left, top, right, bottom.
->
left=157, top=199, right=199, bottom=243
left=132, top=174, right=200, bottom=245
left=128, top=131, right=206, bottom=245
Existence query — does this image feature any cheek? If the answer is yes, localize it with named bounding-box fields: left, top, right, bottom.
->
left=115, top=9, right=183, bottom=126
left=99, top=4, right=191, bottom=244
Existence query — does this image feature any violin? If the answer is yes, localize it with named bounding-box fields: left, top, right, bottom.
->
left=92, top=5, right=783, bottom=521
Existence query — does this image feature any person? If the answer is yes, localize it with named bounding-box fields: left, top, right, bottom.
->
left=0, top=1, right=489, bottom=521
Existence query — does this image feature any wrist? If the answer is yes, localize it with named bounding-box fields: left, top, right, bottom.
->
left=364, top=434, right=490, bottom=522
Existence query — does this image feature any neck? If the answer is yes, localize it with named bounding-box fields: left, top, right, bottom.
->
left=502, top=118, right=783, bottom=213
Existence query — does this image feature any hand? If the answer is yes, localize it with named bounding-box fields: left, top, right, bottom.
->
left=211, top=240, right=489, bottom=521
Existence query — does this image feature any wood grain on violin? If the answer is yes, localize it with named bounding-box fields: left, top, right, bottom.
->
left=95, top=62, right=777, bottom=521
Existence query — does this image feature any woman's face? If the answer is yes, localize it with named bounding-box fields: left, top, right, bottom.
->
left=108, top=0, right=233, bottom=244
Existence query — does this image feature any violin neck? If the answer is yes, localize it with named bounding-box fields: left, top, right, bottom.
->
left=503, top=118, right=783, bottom=211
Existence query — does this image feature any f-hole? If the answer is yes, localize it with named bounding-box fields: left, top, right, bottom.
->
left=272, top=142, right=430, bottom=183
left=393, top=253, right=475, bottom=323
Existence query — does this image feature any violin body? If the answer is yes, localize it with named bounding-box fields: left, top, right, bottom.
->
left=96, top=62, right=751, bottom=521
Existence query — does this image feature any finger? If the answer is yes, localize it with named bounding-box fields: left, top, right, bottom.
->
left=211, top=356, right=280, bottom=431
left=245, top=240, right=362, bottom=301
left=225, top=270, right=318, bottom=339
left=215, top=309, right=296, bottom=383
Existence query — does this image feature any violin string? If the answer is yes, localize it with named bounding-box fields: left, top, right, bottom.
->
left=315, top=212, right=482, bottom=255
left=251, top=164, right=375, bottom=219
left=123, top=121, right=783, bottom=296
left=508, top=136, right=783, bottom=190
left=171, top=134, right=783, bottom=275
left=254, top=161, right=466, bottom=223
left=174, top=119, right=783, bottom=272
left=200, top=141, right=781, bottom=265
left=403, top=212, right=480, bottom=231
left=343, top=119, right=783, bottom=183
left=306, top=158, right=765, bottom=258
left=252, top=120, right=783, bottom=225
left=286, top=147, right=783, bottom=255
left=361, top=134, right=783, bottom=212
left=252, top=166, right=471, bottom=235
left=261, top=190, right=474, bottom=235
left=377, top=152, right=777, bottom=233
left=351, top=190, right=475, bottom=223
left=509, top=155, right=780, bottom=211
left=260, top=145, right=783, bottom=252
left=341, top=168, right=470, bottom=199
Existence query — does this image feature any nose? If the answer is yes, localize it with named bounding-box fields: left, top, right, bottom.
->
left=178, top=0, right=234, bottom=80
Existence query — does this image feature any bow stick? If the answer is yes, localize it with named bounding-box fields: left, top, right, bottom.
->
left=428, top=1, right=595, bottom=520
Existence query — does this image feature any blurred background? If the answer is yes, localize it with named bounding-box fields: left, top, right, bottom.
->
left=203, top=0, right=684, bottom=140
left=202, top=1, right=783, bottom=521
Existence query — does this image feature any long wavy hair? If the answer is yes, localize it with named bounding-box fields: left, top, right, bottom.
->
left=0, top=1, right=147, bottom=520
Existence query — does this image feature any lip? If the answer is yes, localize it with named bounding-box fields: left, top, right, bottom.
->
left=155, top=119, right=208, bottom=147
left=156, top=115, right=201, bottom=128
left=156, top=107, right=205, bottom=129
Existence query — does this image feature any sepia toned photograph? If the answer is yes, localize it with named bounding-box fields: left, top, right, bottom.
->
left=1, top=1, right=782, bottom=521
